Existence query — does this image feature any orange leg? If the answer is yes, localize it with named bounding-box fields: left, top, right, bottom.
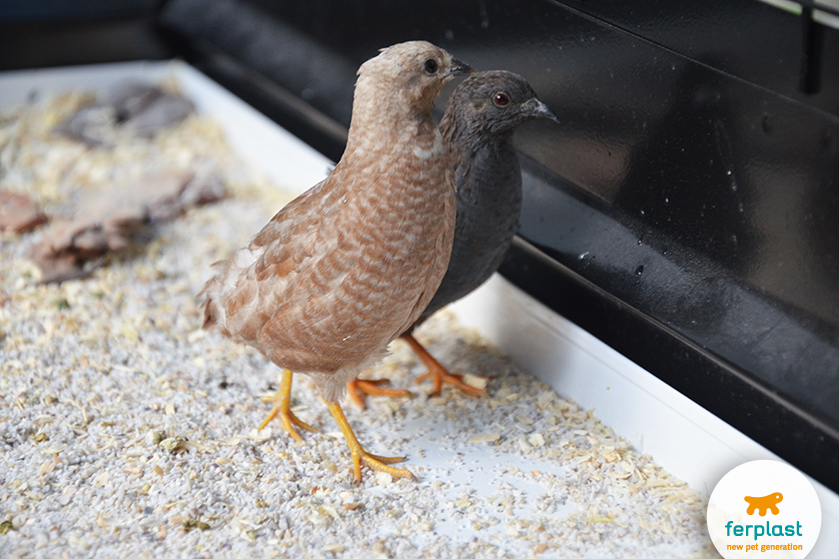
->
left=346, top=378, right=411, bottom=408
left=401, top=334, right=488, bottom=397
left=259, top=368, right=320, bottom=441
left=325, top=400, right=415, bottom=485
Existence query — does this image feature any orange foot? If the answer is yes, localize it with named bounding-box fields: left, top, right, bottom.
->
left=259, top=368, right=320, bottom=442
left=325, top=400, right=415, bottom=484
left=401, top=334, right=488, bottom=397
left=346, top=378, right=411, bottom=408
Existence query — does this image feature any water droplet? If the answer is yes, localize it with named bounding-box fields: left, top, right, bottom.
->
left=664, top=197, right=670, bottom=204
left=640, top=210, right=646, bottom=216
left=578, top=252, right=590, bottom=260
left=635, top=265, right=644, bottom=276
left=726, top=170, right=732, bottom=176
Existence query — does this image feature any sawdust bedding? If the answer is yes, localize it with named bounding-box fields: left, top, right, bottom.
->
left=0, top=82, right=716, bottom=558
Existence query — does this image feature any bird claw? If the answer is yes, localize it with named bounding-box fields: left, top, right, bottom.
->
left=258, top=369, right=320, bottom=442
left=416, top=369, right=488, bottom=398
left=402, top=334, right=489, bottom=397
left=352, top=450, right=415, bottom=485
left=325, top=400, right=416, bottom=484
left=258, top=403, right=320, bottom=442
left=347, top=378, right=412, bottom=408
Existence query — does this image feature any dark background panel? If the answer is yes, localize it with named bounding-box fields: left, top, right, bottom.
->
left=0, top=0, right=169, bottom=71
left=0, top=0, right=159, bottom=23
left=556, top=0, right=839, bottom=116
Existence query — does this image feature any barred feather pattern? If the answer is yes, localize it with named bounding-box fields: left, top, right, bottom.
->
left=199, top=41, right=458, bottom=401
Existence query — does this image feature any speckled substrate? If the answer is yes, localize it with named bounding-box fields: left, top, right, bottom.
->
left=0, top=88, right=718, bottom=558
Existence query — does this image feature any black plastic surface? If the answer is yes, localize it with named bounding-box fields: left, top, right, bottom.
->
left=0, top=10, right=170, bottom=71
left=555, top=0, right=839, bottom=116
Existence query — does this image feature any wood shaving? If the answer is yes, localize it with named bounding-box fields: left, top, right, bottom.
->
left=468, top=433, right=502, bottom=444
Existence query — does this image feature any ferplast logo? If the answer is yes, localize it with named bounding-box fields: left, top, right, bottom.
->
left=745, top=492, right=783, bottom=516
left=707, top=460, right=821, bottom=558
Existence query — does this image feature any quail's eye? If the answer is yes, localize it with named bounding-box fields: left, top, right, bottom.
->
left=423, top=59, right=438, bottom=74
left=493, top=92, right=510, bottom=107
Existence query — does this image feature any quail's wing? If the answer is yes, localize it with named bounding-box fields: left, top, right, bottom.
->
left=221, top=174, right=372, bottom=371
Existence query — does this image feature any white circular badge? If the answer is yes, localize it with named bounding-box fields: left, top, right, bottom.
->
left=707, top=460, right=821, bottom=558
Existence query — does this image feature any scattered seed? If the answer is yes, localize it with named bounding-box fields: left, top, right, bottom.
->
left=182, top=520, right=211, bottom=532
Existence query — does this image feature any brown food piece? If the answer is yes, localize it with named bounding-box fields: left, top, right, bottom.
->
left=0, top=189, right=48, bottom=234
left=54, top=82, right=195, bottom=146
left=29, top=171, right=225, bottom=283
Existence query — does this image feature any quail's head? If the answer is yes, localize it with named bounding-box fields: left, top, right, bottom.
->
left=447, top=70, right=559, bottom=136
left=357, top=41, right=473, bottom=112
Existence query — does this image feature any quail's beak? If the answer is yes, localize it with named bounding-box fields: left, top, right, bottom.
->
left=449, top=58, right=475, bottom=77
left=522, top=97, right=560, bottom=124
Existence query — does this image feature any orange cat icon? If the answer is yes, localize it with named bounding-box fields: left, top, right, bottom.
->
left=744, top=492, right=783, bottom=516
